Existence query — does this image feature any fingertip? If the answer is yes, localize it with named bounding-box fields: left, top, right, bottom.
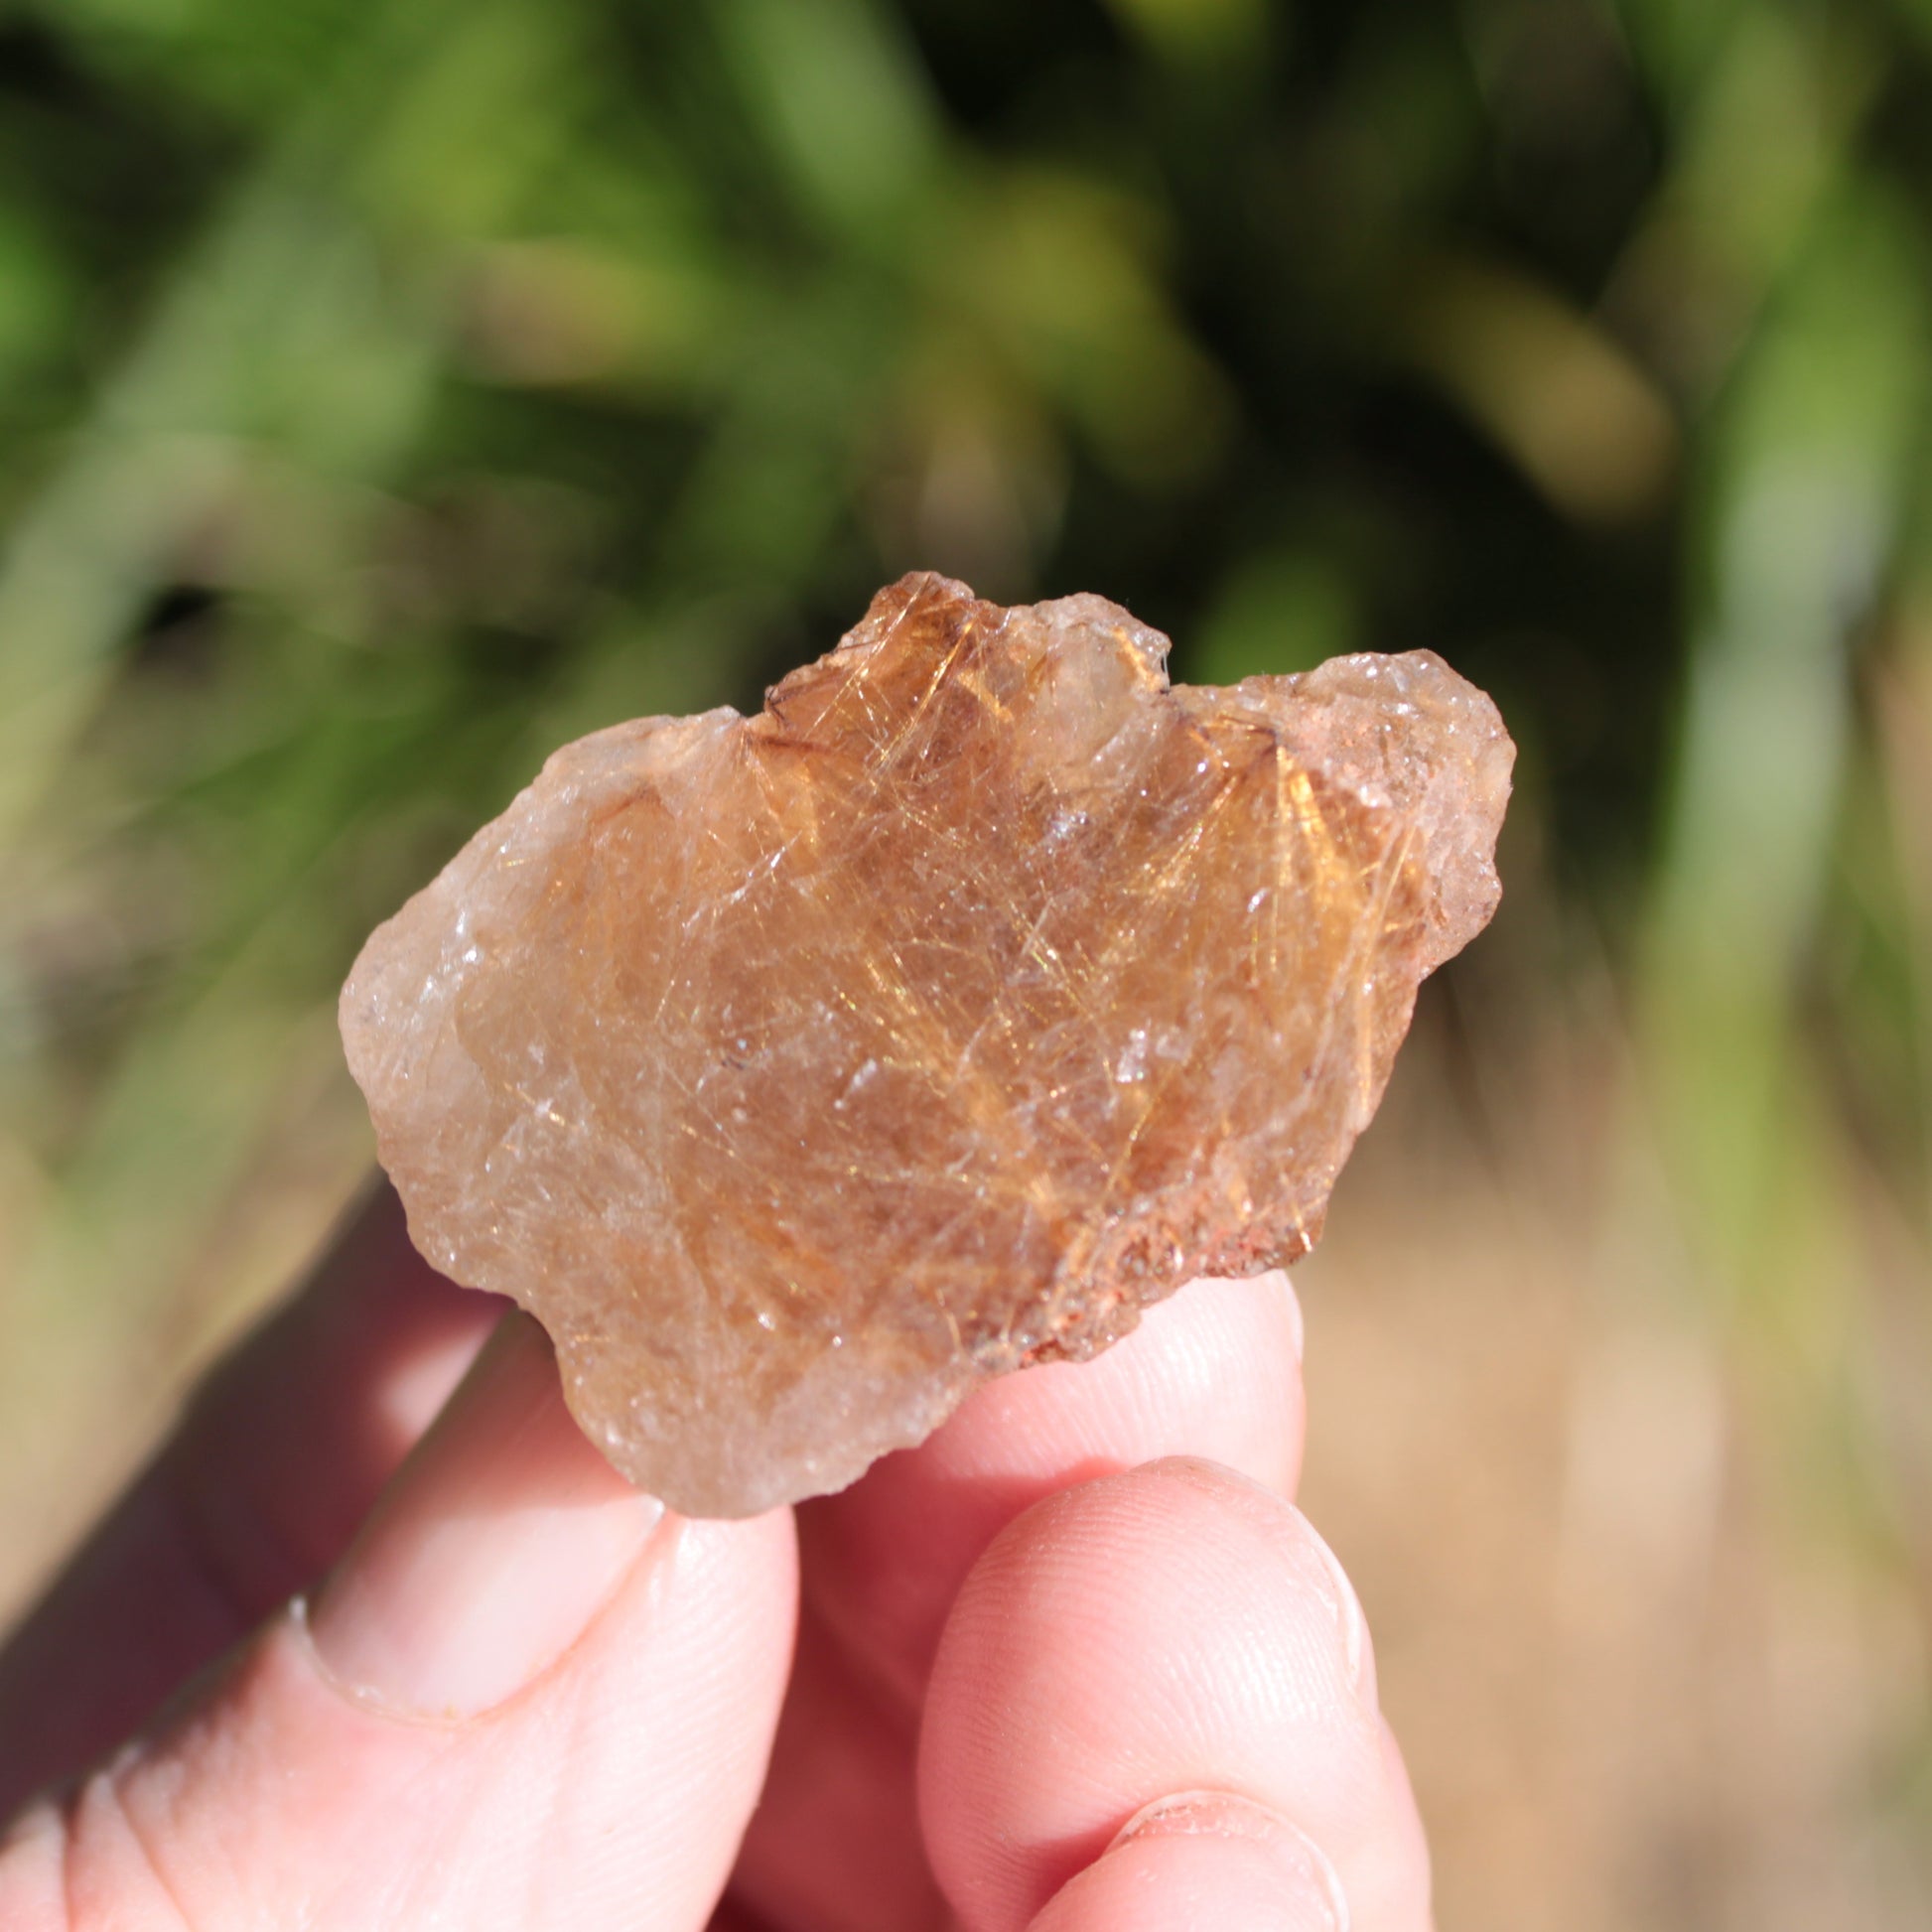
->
left=1139, top=1454, right=1378, bottom=1710
left=919, top=1458, right=1411, bottom=1932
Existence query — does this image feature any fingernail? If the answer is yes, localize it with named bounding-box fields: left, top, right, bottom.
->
left=309, top=1311, right=665, bottom=1719
left=1302, top=1515, right=1375, bottom=1708
left=1112, top=1791, right=1349, bottom=1929
left=1281, top=1272, right=1306, bottom=1362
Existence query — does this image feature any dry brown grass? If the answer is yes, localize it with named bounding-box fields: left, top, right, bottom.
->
left=1304, top=1001, right=1932, bottom=1931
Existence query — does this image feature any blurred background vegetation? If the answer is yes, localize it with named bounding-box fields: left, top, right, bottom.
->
left=2, top=0, right=1930, bottom=1923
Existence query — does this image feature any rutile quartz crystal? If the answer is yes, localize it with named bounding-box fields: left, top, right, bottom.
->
left=342, top=573, right=1512, bottom=1516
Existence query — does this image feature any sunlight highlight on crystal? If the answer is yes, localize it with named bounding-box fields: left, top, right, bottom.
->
left=342, top=574, right=1512, bottom=1514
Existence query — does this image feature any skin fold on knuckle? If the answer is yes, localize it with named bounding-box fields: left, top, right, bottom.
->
left=1, top=1775, right=200, bottom=1932
left=0, top=1802, right=72, bottom=1932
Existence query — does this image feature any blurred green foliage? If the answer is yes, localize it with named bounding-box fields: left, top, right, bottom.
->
left=4, top=0, right=1932, bottom=1861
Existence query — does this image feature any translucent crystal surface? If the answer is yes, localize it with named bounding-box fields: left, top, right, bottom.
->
left=341, top=573, right=1513, bottom=1515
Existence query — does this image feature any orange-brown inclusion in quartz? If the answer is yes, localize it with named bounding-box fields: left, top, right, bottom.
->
left=341, top=573, right=1513, bottom=1515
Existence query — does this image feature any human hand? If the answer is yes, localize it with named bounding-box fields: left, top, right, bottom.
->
left=0, top=1185, right=1432, bottom=1929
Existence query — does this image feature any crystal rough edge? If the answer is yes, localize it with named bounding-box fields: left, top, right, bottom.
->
left=341, top=572, right=1514, bottom=1515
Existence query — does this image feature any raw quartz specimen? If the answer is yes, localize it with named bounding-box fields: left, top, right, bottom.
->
left=342, top=573, right=1513, bottom=1516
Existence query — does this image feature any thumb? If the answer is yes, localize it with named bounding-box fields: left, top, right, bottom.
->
left=1, top=1314, right=798, bottom=1932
